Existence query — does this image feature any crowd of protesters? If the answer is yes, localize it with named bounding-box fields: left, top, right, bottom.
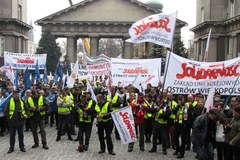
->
left=0, top=75, right=240, bottom=160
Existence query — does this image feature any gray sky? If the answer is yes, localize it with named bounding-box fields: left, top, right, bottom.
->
left=28, top=0, right=196, bottom=46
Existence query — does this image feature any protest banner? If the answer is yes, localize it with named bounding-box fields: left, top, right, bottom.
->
left=111, top=58, right=161, bottom=88
left=70, top=62, right=110, bottom=77
left=110, top=106, right=137, bottom=144
left=164, top=52, right=240, bottom=95
left=4, top=51, right=47, bottom=70
left=126, top=12, right=177, bottom=48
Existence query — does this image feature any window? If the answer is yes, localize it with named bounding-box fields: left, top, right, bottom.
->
left=0, top=36, right=5, bottom=57
left=18, top=4, right=22, bottom=20
left=228, top=37, right=233, bottom=55
left=225, top=36, right=229, bottom=55
left=229, top=0, right=235, bottom=18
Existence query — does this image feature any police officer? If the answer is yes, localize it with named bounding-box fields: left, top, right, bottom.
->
left=95, top=94, right=116, bottom=155
left=4, top=90, right=28, bottom=153
left=27, top=90, right=49, bottom=150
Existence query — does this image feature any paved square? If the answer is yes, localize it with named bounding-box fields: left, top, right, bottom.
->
left=0, top=123, right=196, bottom=160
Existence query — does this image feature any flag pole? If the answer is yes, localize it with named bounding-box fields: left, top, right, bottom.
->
left=161, top=11, right=178, bottom=92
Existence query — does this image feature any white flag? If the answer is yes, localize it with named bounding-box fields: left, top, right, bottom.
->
left=203, top=28, right=212, bottom=62
left=126, top=11, right=177, bottom=48
left=111, top=106, right=137, bottom=144
left=87, top=81, right=97, bottom=103
left=204, top=87, right=215, bottom=112
left=67, top=60, right=78, bottom=88
left=5, top=65, right=15, bottom=85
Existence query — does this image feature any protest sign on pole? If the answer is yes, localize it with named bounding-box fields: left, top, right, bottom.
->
left=111, top=58, right=161, bottom=88
left=110, top=106, right=137, bottom=144
left=164, top=52, right=240, bottom=95
left=4, top=51, right=47, bottom=70
left=126, top=12, right=177, bottom=48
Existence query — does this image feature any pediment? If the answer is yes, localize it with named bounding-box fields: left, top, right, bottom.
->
left=36, top=0, right=160, bottom=23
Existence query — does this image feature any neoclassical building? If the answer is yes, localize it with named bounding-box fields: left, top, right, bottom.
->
left=0, top=0, right=32, bottom=65
left=36, top=0, right=187, bottom=63
left=191, top=0, right=240, bottom=62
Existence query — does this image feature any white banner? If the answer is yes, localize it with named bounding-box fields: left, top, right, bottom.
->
left=111, top=58, right=161, bottom=88
left=164, top=52, right=240, bottom=95
left=126, top=12, right=177, bottom=48
left=4, top=51, right=47, bottom=70
left=70, top=62, right=111, bottom=77
left=111, top=106, right=137, bottom=144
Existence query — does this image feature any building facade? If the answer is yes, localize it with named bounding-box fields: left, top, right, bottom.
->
left=0, top=0, right=31, bottom=65
left=36, top=0, right=187, bottom=62
left=191, top=0, right=240, bottom=62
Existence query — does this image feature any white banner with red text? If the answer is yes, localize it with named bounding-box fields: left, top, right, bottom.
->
left=4, top=51, right=47, bottom=70
left=111, top=58, right=161, bottom=88
left=111, top=106, right=137, bottom=144
left=126, top=12, right=177, bottom=48
left=70, top=62, right=111, bottom=77
left=164, top=52, right=240, bottom=95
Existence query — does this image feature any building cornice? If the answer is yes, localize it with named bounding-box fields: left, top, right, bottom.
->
left=190, top=21, right=222, bottom=32
left=0, top=18, right=32, bottom=30
left=224, top=15, right=240, bottom=25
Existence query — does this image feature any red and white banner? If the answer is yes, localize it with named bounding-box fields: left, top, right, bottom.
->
left=4, top=51, right=47, bottom=70
left=126, top=12, right=177, bottom=48
left=111, top=106, right=137, bottom=144
left=70, top=62, right=110, bottom=77
left=164, top=52, right=240, bottom=95
left=111, top=58, right=161, bottom=88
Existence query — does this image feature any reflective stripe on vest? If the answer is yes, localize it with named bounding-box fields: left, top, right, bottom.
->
left=95, top=102, right=111, bottom=122
left=170, top=101, right=177, bottom=119
left=178, top=107, right=184, bottom=124
left=112, top=94, right=119, bottom=111
left=9, top=98, right=27, bottom=119
left=28, top=96, right=45, bottom=116
left=58, top=95, right=70, bottom=113
left=88, top=100, right=93, bottom=108
left=155, top=109, right=167, bottom=124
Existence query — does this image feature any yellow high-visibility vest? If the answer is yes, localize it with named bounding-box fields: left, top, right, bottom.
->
left=58, top=95, right=71, bottom=113
left=95, top=102, right=111, bottom=122
left=155, top=108, right=167, bottom=124
left=9, top=98, right=27, bottom=119
left=28, top=96, right=45, bottom=116
left=185, top=101, right=198, bottom=107
left=79, top=103, right=92, bottom=123
left=169, top=100, right=177, bottom=119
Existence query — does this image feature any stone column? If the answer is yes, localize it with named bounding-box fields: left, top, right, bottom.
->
left=67, top=36, right=77, bottom=63
left=90, top=36, right=99, bottom=57
left=123, top=39, right=133, bottom=59
left=146, top=42, right=154, bottom=58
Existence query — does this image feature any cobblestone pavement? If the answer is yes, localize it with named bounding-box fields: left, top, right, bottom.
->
left=0, top=123, right=196, bottom=160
